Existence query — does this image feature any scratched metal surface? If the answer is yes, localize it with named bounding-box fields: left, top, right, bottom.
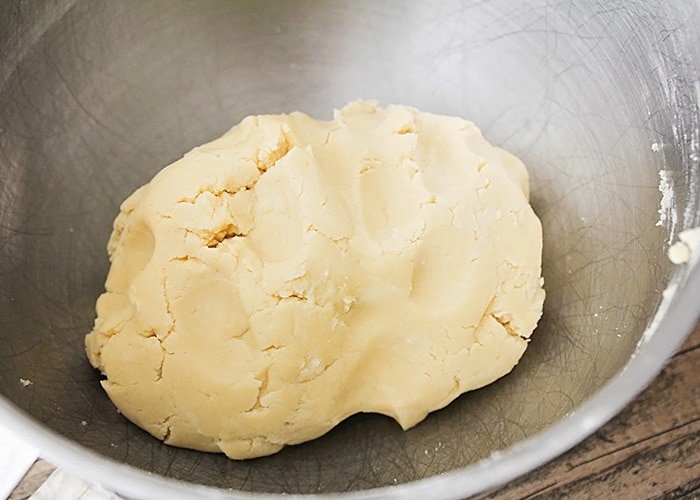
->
left=0, top=1, right=699, bottom=498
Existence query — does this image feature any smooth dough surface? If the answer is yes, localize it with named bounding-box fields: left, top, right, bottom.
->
left=85, top=100, right=545, bottom=459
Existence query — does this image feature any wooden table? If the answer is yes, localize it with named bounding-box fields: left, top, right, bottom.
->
left=11, top=323, right=700, bottom=500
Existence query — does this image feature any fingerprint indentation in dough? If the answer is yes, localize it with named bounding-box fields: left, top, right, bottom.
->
left=410, top=227, right=476, bottom=314
left=359, top=165, right=423, bottom=252
left=171, top=277, right=249, bottom=342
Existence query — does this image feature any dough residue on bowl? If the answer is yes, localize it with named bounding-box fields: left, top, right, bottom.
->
left=84, top=100, right=545, bottom=459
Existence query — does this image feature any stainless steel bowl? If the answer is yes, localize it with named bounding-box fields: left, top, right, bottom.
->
left=1, top=1, right=699, bottom=498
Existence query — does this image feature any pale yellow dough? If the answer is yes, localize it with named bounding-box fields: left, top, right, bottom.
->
left=85, top=100, right=545, bottom=459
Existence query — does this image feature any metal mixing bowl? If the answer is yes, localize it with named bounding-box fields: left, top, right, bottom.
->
left=1, top=1, right=699, bottom=498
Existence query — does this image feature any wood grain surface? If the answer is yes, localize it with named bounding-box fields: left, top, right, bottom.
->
left=10, top=323, right=700, bottom=500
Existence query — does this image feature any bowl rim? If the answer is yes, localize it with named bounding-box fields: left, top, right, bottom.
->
left=1, top=261, right=698, bottom=499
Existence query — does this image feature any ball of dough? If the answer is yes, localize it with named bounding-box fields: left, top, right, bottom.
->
left=85, top=100, right=545, bottom=459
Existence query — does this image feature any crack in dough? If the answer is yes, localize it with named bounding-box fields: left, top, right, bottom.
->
left=85, top=100, right=545, bottom=459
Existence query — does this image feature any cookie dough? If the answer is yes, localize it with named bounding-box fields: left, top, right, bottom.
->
left=85, top=100, right=545, bottom=459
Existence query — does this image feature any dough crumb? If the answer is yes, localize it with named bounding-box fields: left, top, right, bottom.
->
left=19, top=378, right=32, bottom=387
left=668, top=227, right=700, bottom=265
left=85, top=100, right=545, bottom=459
left=668, top=241, right=691, bottom=264
left=651, top=142, right=660, bottom=152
